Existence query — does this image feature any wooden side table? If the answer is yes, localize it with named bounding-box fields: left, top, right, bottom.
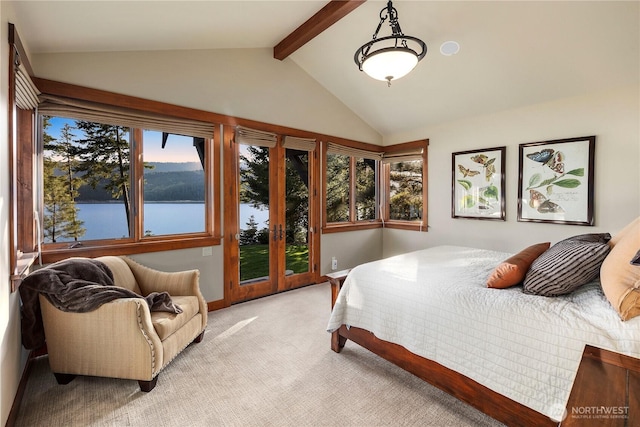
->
left=560, top=345, right=640, bottom=426
left=327, top=269, right=351, bottom=352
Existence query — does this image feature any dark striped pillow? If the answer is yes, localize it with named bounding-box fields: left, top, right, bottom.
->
left=523, top=233, right=611, bottom=297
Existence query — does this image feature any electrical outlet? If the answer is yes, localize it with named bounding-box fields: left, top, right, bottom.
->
left=331, top=257, right=338, bottom=271
left=202, top=246, right=213, bottom=257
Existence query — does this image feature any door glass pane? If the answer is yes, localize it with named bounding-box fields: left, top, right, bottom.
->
left=142, top=130, right=205, bottom=236
left=239, top=144, right=270, bottom=284
left=389, top=160, right=423, bottom=221
left=285, top=149, right=310, bottom=275
left=41, top=116, right=131, bottom=243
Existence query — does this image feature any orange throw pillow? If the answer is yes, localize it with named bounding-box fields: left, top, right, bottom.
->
left=600, top=216, right=640, bottom=320
left=487, top=242, right=551, bottom=289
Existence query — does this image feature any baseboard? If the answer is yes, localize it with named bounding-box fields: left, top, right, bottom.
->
left=5, top=346, right=46, bottom=427
left=207, top=299, right=228, bottom=311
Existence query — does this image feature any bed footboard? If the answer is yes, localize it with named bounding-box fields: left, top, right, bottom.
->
left=333, top=325, right=555, bottom=427
left=329, top=279, right=554, bottom=427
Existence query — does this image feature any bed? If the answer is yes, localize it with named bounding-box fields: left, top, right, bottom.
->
left=327, top=242, right=640, bottom=426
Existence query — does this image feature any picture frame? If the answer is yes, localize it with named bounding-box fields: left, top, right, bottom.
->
left=452, top=146, right=506, bottom=220
left=517, top=136, right=595, bottom=226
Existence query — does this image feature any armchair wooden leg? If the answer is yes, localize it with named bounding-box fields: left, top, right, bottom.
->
left=138, top=376, right=158, bottom=392
left=193, top=331, right=205, bottom=343
left=54, top=373, right=76, bottom=385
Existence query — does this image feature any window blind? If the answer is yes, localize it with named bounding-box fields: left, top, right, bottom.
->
left=38, top=94, right=215, bottom=139
left=15, top=63, right=40, bottom=110
left=326, top=142, right=383, bottom=160
left=282, top=136, right=316, bottom=152
left=235, top=126, right=277, bottom=148
left=381, top=148, right=424, bottom=163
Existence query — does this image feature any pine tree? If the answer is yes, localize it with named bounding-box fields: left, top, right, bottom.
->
left=42, top=158, right=85, bottom=242
left=389, top=161, right=423, bottom=220
left=42, top=118, right=86, bottom=242
left=74, top=121, right=132, bottom=230
left=325, top=154, right=350, bottom=222
left=239, top=215, right=259, bottom=245
left=355, top=158, right=376, bottom=220
left=240, top=146, right=311, bottom=245
left=284, top=150, right=309, bottom=244
left=240, top=146, right=270, bottom=207
left=58, top=124, right=85, bottom=239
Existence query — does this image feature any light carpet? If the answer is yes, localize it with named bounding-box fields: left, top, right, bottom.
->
left=14, top=283, right=505, bottom=426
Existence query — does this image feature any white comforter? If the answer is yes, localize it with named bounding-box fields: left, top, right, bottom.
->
left=327, top=246, right=640, bottom=420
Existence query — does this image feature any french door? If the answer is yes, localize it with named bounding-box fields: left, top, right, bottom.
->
left=224, top=127, right=319, bottom=303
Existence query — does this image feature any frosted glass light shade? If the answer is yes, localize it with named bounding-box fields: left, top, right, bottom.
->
left=361, top=48, right=419, bottom=82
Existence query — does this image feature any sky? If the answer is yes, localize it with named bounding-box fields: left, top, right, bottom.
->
left=44, top=116, right=199, bottom=163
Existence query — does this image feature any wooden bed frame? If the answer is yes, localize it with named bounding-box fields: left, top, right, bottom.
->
left=329, top=279, right=557, bottom=427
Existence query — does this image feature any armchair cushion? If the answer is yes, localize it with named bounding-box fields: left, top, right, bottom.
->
left=98, top=256, right=142, bottom=294
left=151, top=295, right=200, bottom=340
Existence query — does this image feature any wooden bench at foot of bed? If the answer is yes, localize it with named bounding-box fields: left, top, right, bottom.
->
left=329, top=276, right=556, bottom=427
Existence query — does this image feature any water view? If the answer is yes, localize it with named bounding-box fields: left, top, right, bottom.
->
left=50, top=203, right=269, bottom=242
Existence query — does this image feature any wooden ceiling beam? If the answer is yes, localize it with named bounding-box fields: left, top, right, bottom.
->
left=274, top=0, right=366, bottom=61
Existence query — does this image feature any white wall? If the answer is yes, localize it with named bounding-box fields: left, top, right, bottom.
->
left=31, top=48, right=381, bottom=144
left=130, top=246, right=224, bottom=302
left=382, top=85, right=640, bottom=258
left=320, top=229, right=383, bottom=275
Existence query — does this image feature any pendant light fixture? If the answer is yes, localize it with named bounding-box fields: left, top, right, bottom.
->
left=354, top=1, right=426, bottom=86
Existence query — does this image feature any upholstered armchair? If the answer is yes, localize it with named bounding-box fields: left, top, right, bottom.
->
left=38, top=256, right=208, bottom=391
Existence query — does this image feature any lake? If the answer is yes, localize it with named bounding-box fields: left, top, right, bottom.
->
left=48, top=203, right=269, bottom=242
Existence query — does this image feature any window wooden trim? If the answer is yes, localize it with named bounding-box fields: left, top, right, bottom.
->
left=321, top=138, right=384, bottom=233
left=14, top=77, right=387, bottom=266
left=321, top=138, right=429, bottom=233
left=27, top=79, right=222, bottom=264
left=8, top=23, right=38, bottom=291
left=381, top=139, right=429, bottom=232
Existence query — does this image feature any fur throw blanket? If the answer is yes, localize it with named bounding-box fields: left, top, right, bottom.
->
left=20, top=258, right=182, bottom=350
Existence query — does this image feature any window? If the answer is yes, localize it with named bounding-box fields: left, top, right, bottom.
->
left=322, top=140, right=382, bottom=232
left=42, top=116, right=132, bottom=242
left=388, top=160, right=423, bottom=220
left=142, top=131, right=207, bottom=237
left=355, top=158, right=377, bottom=221
left=381, top=140, right=429, bottom=231
left=41, top=120, right=210, bottom=243
left=326, top=153, right=350, bottom=222
left=322, top=139, right=427, bottom=233
left=24, top=79, right=221, bottom=263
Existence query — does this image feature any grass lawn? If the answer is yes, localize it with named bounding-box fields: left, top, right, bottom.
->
left=240, top=244, right=309, bottom=282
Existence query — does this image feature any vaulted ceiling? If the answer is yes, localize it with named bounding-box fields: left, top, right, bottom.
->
left=9, top=1, right=639, bottom=137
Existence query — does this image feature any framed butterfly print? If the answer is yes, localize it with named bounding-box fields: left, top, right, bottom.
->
left=452, top=146, right=506, bottom=220
left=518, top=136, right=595, bottom=226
